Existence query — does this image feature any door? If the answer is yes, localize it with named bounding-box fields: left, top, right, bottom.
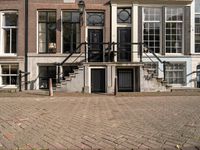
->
left=117, top=28, right=131, bottom=62
left=88, top=29, right=103, bottom=62
left=39, top=66, right=56, bottom=89
left=117, top=69, right=133, bottom=92
left=91, top=69, right=105, bottom=93
left=197, top=65, right=200, bottom=88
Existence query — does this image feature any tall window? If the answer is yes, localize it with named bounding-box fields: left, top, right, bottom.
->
left=38, top=11, right=56, bottom=53
left=62, top=12, right=80, bottom=53
left=165, top=7, right=183, bottom=53
left=1, top=12, right=18, bottom=54
left=166, top=63, right=186, bottom=84
left=0, top=64, right=18, bottom=85
left=195, top=0, right=200, bottom=53
left=143, top=8, right=161, bottom=53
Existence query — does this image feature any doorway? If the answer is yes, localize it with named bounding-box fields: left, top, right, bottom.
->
left=91, top=68, right=105, bottom=93
left=117, top=67, right=140, bottom=92
left=117, top=27, right=131, bottom=62
left=88, top=29, right=103, bottom=62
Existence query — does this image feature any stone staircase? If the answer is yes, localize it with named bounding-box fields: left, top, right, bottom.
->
left=56, top=65, right=84, bottom=92
left=142, top=67, right=169, bottom=92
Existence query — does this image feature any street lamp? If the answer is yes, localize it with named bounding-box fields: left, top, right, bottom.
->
left=78, top=0, right=85, bottom=26
left=78, top=0, right=85, bottom=15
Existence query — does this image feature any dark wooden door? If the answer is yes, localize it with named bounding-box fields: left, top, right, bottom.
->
left=91, top=69, right=105, bottom=93
left=117, top=69, right=133, bottom=92
left=117, top=28, right=131, bottom=62
left=88, top=29, right=103, bottom=62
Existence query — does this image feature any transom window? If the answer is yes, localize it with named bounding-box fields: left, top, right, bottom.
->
left=38, top=11, right=56, bottom=53
left=166, top=63, right=185, bottom=84
left=165, top=7, right=183, bottom=53
left=62, top=11, right=80, bottom=53
left=0, top=12, right=18, bottom=54
left=0, top=64, right=18, bottom=85
left=87, top=12, right=104, bottom=26
left=143, top=8, right=161, bottom=53
left=117, top=8, right=132, bottom=23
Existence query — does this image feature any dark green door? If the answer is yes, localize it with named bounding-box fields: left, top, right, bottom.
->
left=91, top=69, right=105, bottom=93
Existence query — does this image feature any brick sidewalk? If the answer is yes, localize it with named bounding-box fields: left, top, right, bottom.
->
left=0, top=96, right=200, bottom=149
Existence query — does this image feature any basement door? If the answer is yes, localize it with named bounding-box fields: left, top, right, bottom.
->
left=197, top=65, right=200, bottom=88
left=117, top=68, right=140, bottom=92
left=91, top=69, right=105, bottom=93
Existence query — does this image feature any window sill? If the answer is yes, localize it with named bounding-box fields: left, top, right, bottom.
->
left=0, top=54, right=17, bottom=57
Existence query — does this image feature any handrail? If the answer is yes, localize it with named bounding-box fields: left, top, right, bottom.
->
left=60, top=42, right=85, bottom=66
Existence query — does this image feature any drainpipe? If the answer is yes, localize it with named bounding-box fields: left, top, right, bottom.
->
left=24, top=0, right=28, bottom=90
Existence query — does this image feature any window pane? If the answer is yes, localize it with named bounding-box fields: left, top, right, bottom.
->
left=48, top=12, right=56, bottom=22
left=2, top=76, right=10, bottom=85
left=166, top=7, right=183, bottom=21
left=3, top=13, right=18, bottom=26
left=3, top=29, right=11, bottom=53
left=48, top=23, right=56, bottom=53
left=39, top=12, right=47, bottom=22
left=11, top=65, right=18, bottom=74
left=38, top=23, right=47, bottom=53
left=195, top=0, right=200, bottom=13
left=11, top=76, right=17, bottom=85
left=2, top=65, right=9, bottom=74
left=12, top=29, right=17, bottom=53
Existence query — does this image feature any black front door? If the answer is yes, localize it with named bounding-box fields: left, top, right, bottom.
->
left=117, top=28, right=131, bottom=62
left=91, top=69, right=105, bottom=93
left=88, top=29, right=103, bottom=62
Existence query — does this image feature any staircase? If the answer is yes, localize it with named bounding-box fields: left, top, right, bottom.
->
left=56, top=65, right=84, bottom=92
left=142, top=67, right=169, bottom=92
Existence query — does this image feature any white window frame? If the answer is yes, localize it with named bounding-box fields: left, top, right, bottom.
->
left=0, top=64, right=18, bottom=86
left=165, top=62, right=186, bottom=85
left=142, top=7, right=162, bottom=54
left=0, top=11, right=18, bottom=56
left=165, top=7, right=184, bottom=54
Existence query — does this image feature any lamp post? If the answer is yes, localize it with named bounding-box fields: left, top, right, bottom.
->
left=78, top=0, right=85, bottom=26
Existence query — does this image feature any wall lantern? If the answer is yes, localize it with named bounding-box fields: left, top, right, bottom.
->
left=78, top=0, right=85, bottom=15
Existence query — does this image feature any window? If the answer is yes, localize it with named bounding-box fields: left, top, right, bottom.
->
left=117, top=8, right=132, bottom=23
left=38, top=11, right=56, bottom=53
left=165, top=7, right=183, bottom=53
left=87, top=12, right=104, bottom=26
left=143, top=8, right=161, bottom=53
left=144, top=62, right=158, bottom=76
left=195, top=14, right=200, bottom=53
left=166, top=63, right=186, bottom=84
left=62, top=12, right=80, bottom=53
left=1, top=12, right=18, bottom=54
left=195, top=0, right=200, bottom=53
left=0, top=64, right=18, bottom=85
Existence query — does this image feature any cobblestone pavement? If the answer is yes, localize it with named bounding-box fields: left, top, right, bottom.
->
left=0, top=95, right=200, bottom=150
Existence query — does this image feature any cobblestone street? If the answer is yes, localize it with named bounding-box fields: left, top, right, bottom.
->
left=0, top=95, right=200, bottom=149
